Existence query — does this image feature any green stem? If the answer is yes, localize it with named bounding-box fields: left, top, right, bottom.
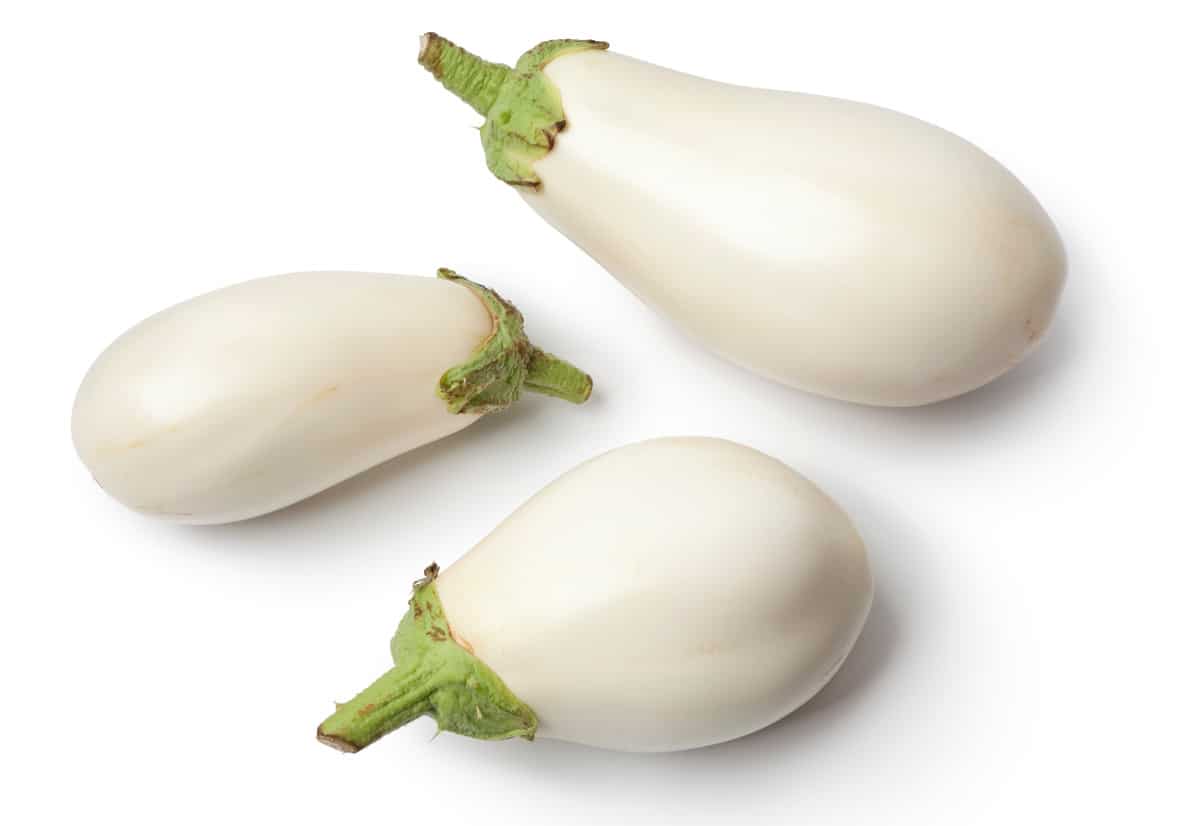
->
left=437, top=268, right=592, bottom=414
left=417, top=33, right=511, bottom=116
left=316, top=666, right=434, bottom=753
left=525, top=348, right=593, bottom=403
left=417, top=32, right=608, bottom=187
left=317, top=564, right=537, bottom=753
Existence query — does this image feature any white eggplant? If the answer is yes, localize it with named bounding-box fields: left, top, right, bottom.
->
left=317, top=437, right=872, bottom=753
left=419, top=35, right=1067, bottom=406
left=71, top=269, right=591, bottom=524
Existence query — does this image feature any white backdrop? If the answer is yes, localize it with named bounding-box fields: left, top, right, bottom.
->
left=2, top=1, right=1196, bottom=823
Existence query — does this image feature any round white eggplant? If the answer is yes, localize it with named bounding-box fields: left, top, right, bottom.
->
left=71, top=269, right=591, bottom=524
left=317, top=437, right=873, bottom=753
left=419, top=34, right=1067, bottom=406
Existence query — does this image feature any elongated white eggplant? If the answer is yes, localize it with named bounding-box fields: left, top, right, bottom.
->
left=71, top=269, right=591, bottom=524
left=317, top=437, right=872, bottom=753
left=419, top=34, right=1067, bottom=406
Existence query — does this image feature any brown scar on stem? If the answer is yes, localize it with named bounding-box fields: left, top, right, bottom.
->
left=316, top=729, right=361, bottom=753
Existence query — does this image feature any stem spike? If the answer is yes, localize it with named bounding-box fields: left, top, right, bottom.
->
left=436, top=268, right=592, bottom=414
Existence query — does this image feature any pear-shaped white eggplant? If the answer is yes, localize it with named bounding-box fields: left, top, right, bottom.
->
left=419, top=35, right=1067, bottom=406
left=317, top=437, right=873, bottom=753
left=71, top=269, right=591, bottom=524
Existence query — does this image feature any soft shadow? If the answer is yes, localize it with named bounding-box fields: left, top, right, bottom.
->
left=878, top=303, right=1082, bottom=429
left=174, top=397, right=557, bottom=554
left=260, top=402, right=547, bottom=520
left=854, top=230, right=1092, bottom=435
left=802, top=591, right=899, bottom=712
left=179, top=350, right=618, bottom=551
left=639, top=230, right=1089, bottom=443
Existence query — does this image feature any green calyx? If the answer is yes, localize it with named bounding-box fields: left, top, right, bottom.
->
left=418, top=32, right=608, bottom=187
left=436, top=268, right=592, bottom=414
left=317, top=563, right=538, bottom=752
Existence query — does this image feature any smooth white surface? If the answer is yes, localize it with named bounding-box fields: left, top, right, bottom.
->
left=437, top=437, right=872, bottom=751
left=526, top=50, right=1066, bottom=405
left=0, top=1, right=1195, bottom=824
left=72, top=272, right=490, bottom=523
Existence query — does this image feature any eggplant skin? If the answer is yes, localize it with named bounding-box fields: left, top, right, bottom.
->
left=522, top=49, right=1066, bottom=406
left=71, top=272, right=490, bottom=524
left=436, top=437, right=874, bottom=752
